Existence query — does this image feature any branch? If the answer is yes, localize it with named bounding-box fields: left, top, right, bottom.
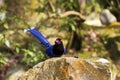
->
left=59, top=11, right=86, bottom=20
left=48, top=0, right=56, bottom=12
left=49, top=11, right=86, bottom=20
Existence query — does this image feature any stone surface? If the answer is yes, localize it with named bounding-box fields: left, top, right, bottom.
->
left=84, top=13, right=102, bottom=26
left=8, top=69, right=25, bottom=80
left=100, top=9, right=117, bottom=25
left=18, top=57, right=111, bottom=80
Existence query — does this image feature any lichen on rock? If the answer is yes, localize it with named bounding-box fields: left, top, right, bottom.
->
left=18, top=57, right=111, bottom=80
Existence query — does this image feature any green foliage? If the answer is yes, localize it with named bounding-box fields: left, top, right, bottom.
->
left=60, top=18, right=76, bottom=31
left=0, top=53, right=8, bottom=67
left=0, top=0, right=47, bottom=68
left=0, top=34, right=5, bottom=46
left=22, top=49, right=45, bottom=67
left=57, top=0, right=80, bottom=11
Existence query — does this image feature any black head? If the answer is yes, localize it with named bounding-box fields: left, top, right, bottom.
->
left=53, top=38, right=64, bottom=57
left=55, top=38, right=62, bottom=45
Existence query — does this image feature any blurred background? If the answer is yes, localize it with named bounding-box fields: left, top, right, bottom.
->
left=0, top=0, right=120, bottom=80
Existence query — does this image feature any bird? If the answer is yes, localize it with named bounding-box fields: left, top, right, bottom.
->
left=53, top=38, right=64, bottom=57
left=25, top=27, right=66, bottom=57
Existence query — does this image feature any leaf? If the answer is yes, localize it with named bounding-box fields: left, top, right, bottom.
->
left=13, top=18, right=19, bottom=23
left=0, top=34, right=5, bottom=46
left=70, top=23, right=75, bottom=31
left=5, top=40, right=10, bottom=47
left=22, top=49, right=34, bottom=57
left=0, top=55, right=8, bottom=65
left=16, top=47, right=20, bottom=53
left=70, top=0, right=73, bottom=3
left=4, top=23, right=9, bottom=29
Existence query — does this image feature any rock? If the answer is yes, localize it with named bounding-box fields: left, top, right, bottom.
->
left=100, top=9, right=117, bottom=25
left=18, top=57, right=111, bottom=80
left=84, top=13, right=102, bottom=26
left=6, top=64, right=26, bottom=80
left=8, top=69, right=25, bottom=80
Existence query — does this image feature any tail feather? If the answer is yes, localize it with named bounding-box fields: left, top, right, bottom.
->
left=27, top=28, right=51, bottom=48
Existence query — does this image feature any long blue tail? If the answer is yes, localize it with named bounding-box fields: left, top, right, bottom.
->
left=27, top=28, right=52, bottom=48
left=26, top=27, right=66, bottom=57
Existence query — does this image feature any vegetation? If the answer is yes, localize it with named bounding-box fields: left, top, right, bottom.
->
left=0, top=0, right=120, bottom=79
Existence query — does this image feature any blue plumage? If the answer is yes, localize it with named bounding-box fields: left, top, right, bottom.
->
left=26, top=28, right=66, bottom=57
